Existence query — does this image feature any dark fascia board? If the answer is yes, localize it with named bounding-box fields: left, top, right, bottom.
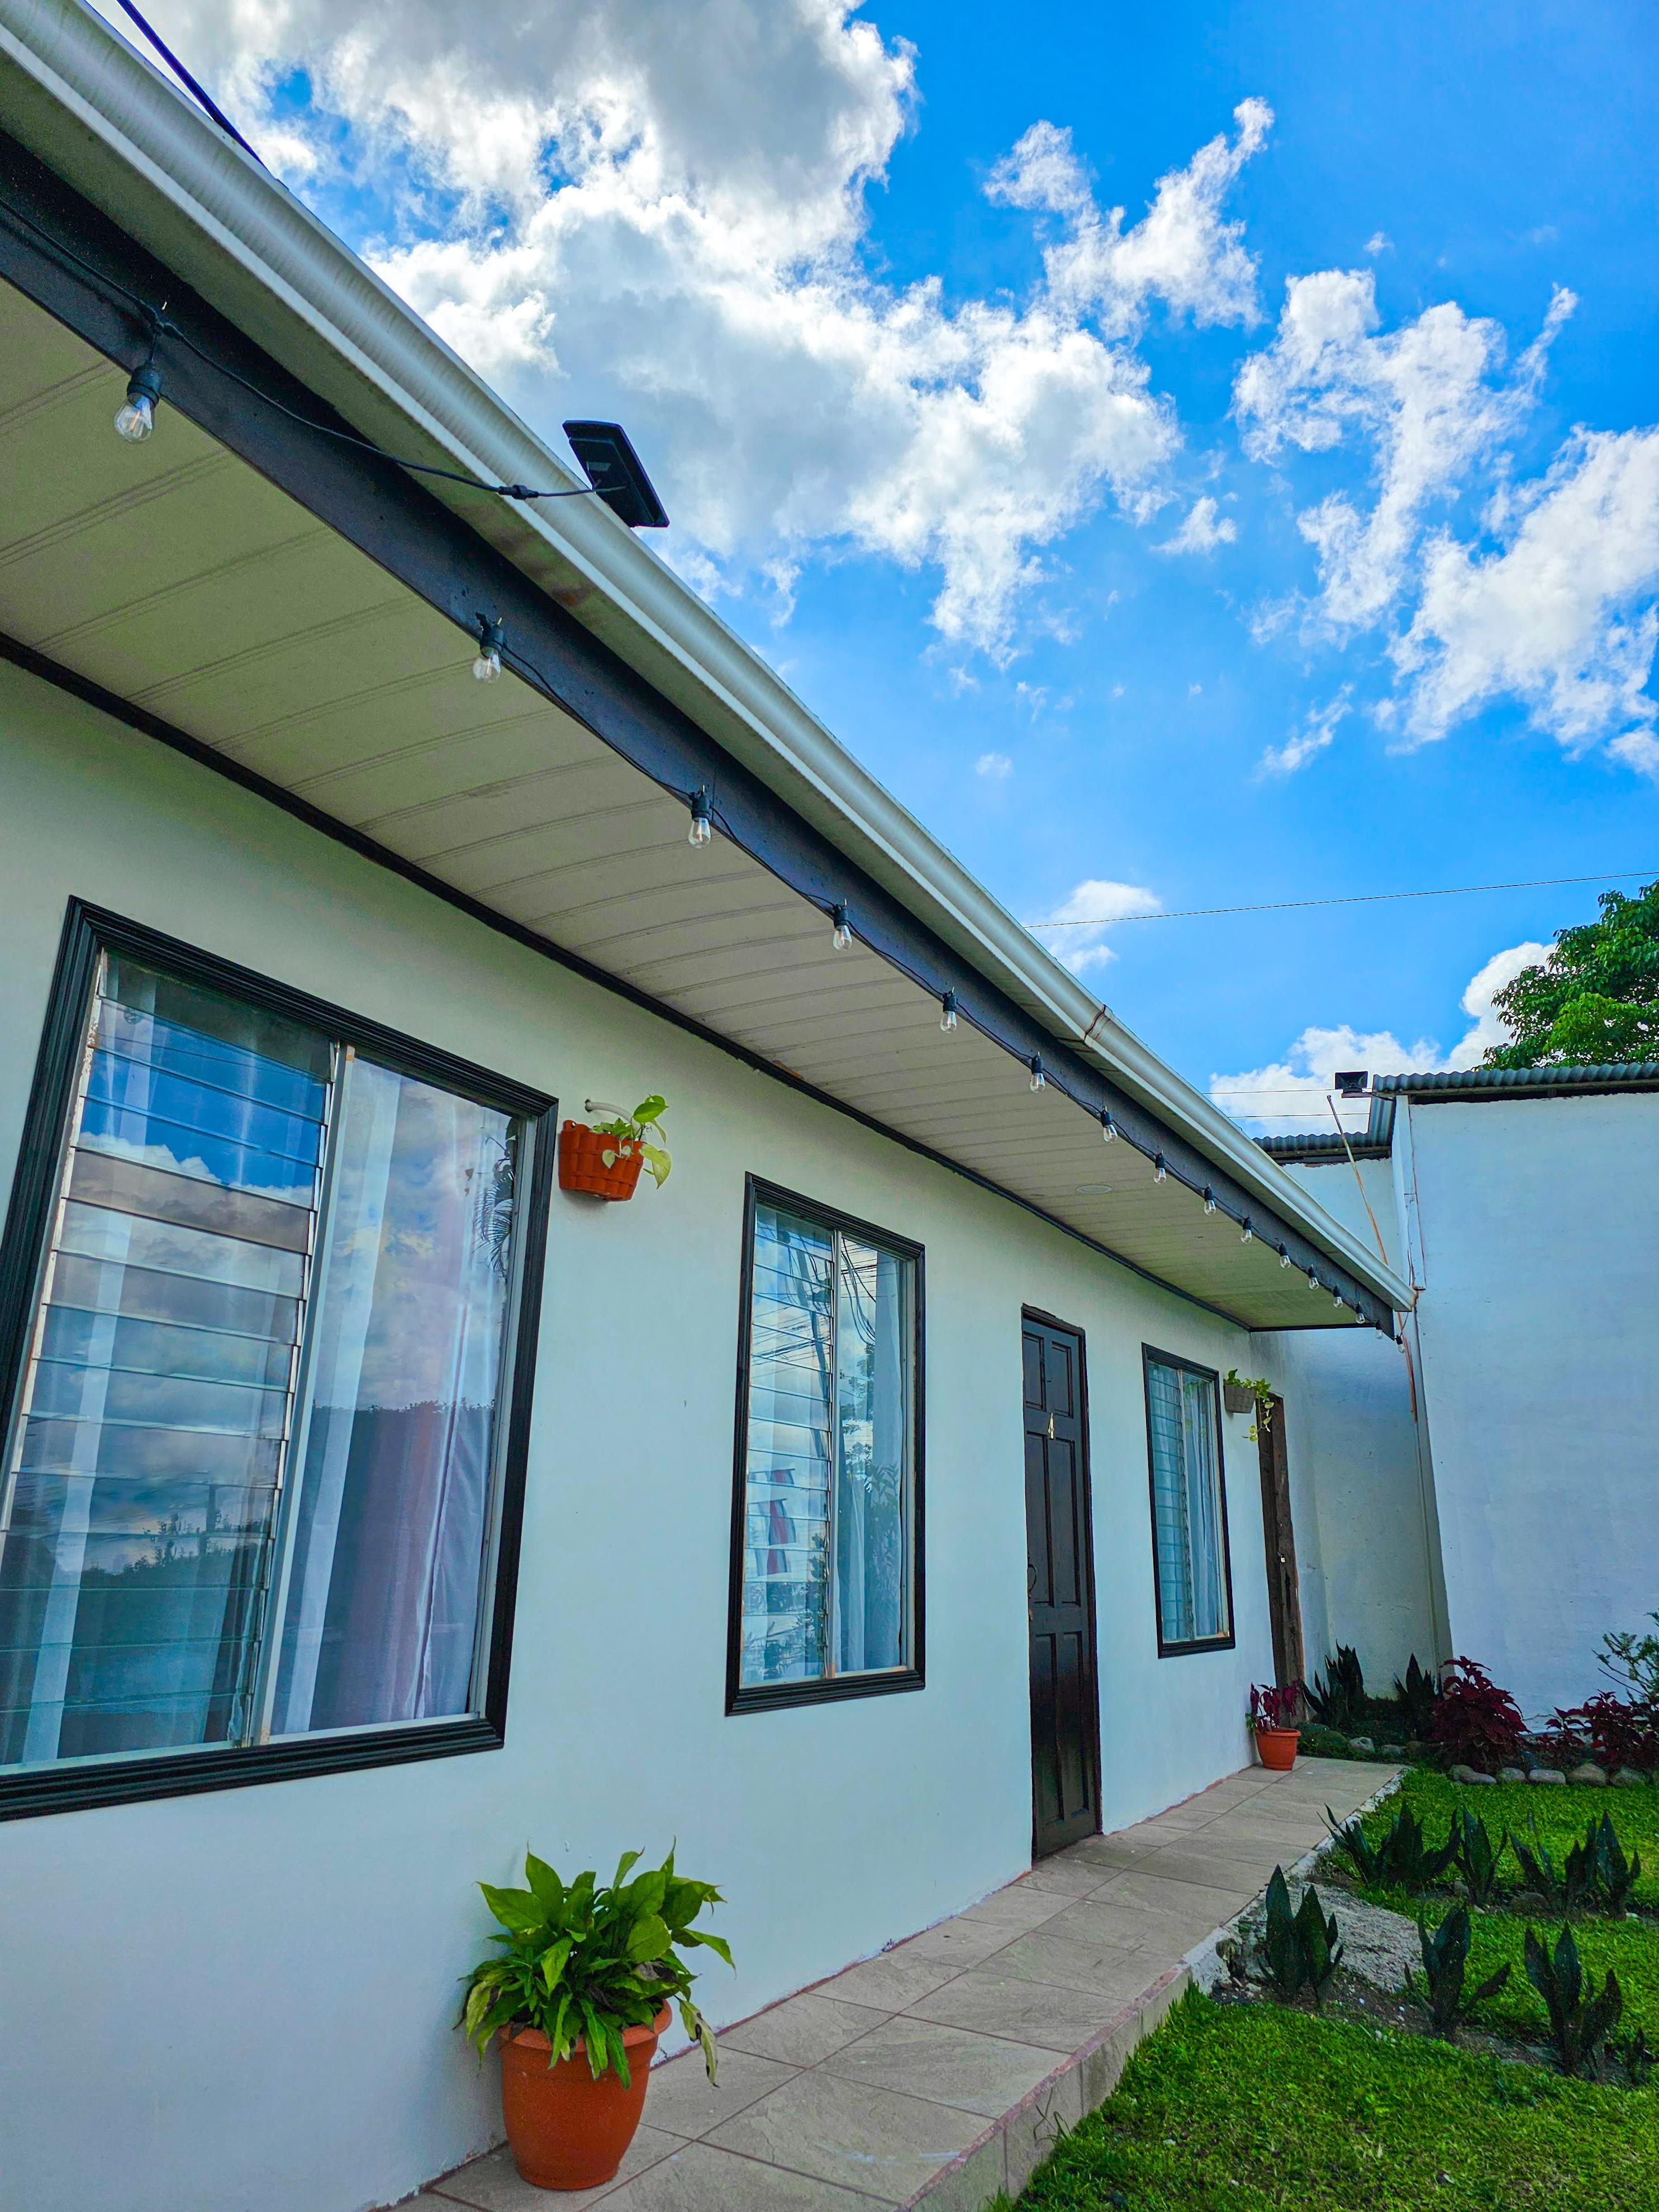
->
left=1375, top=1065, right=1659, bottom=1105
left=0, top=128, right=1392, bottom=1333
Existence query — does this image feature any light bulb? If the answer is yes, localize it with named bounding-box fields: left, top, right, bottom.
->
left=472, top=614, right=504, bottom=683
left=1333, top=1288, right=1346, bottom=1308
left=113, top=360, right=162, bottom=443
left=1240, top=1219, right=1254, bottom=1243
left=1153, top=1153, right=1167, bottom=1182
left=831, top=904, right=852, bottom=950
left=1101, top=1112, right=1116, bottom=1142
left=1029, top=1057, right=1046, bottom=1092
left=939, top=991, right=958, bottom=1033
left=1279, top=1246, right=1291, bottom=1267
left=113, top=393, right=154, bottom=441
left=687, top=789, right=712, bottom=846
left=1307, top=1268, right=1320, bottom=1291
left=1203, top=1188, right=1216, bottom=1214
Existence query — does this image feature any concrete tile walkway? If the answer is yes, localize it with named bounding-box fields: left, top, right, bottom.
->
left=413, top=1758, right=1395, bottom=2212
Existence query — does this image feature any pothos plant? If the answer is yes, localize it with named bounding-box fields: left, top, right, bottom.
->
left=1224, top=1369, right=1275, bottom=1443
left=460, top=1846, right=732, bottom=2085
left=587, top=1095, right=672, bottom=1188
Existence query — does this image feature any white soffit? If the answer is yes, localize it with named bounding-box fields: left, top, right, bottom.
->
left=0, top=0, right=1406, bottom=1321
left=0, top=279, right=1407, bottom=1331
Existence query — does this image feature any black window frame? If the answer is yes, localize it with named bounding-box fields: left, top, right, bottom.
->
left=726, top=1175, right=925, bottom=1715
left=1141, top=1343, right=1237, bottom=1660
left=0, top=900, right=555, bottom=1821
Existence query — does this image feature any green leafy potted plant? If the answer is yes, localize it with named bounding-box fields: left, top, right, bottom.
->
left=558, top=1093, right=672, bottom=1201
left=1223, top=1369, right=1274, bottom=1440
left=460, top=1845, right=731, bottom=2190
left=1249, top=1681, right=1303, bottom=1771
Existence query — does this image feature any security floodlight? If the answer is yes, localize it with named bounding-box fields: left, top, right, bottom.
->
left=1333, top=1069, right=1369, bottom=1097
left=562, top=420, right=669, bottom=529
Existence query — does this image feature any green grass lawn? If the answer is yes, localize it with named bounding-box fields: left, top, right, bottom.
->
left=1007, top=1991, right=1659, bottom=2211
left=1357, top=1769, right=1659, bottom=1912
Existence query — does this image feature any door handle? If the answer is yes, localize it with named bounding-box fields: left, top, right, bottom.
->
left=1046, top=1413, right=1056, bottom=1439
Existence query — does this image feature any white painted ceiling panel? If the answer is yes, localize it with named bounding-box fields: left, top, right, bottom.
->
left=0, top=278, right=1375, bottom=1329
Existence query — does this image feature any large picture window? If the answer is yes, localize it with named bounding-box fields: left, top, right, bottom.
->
left=1143, top=1348, right=1234, bottom=1656
left=0, top=906, right=551, bottom=1817
left=728, top=1180, right=922, bottom=1711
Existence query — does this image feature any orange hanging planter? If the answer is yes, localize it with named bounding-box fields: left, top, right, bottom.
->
left=558, top=1094, right=672, bottom=1201
left=559, top=1121, right=647, bottom=1200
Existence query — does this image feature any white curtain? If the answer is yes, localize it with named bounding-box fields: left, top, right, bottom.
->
left=273, top=1058, right=514, bottom=1734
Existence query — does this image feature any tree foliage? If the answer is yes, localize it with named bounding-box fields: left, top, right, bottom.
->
left=1484, top=880, right=1659, bottom=1068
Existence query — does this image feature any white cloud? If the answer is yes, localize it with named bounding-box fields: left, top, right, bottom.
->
left=1234, top=274, right=1574, bottom=635
left=1365, top=231, right=1391, bottom=257
left=989, top=99, right=1273, bottom=336
left=1209, top=938, right=1549, bottom=1131
left=1255, top=691, right=1351, bottom=777
left=1157, top=495, right=1237, bottom=554
left=975, top=750, right=1013, bottom=779
left=105, top=4, right=1272, bottom=658
left=1031, top=877, right=1160, bottom=974
left=1393, top=426, right=1659, bottom=765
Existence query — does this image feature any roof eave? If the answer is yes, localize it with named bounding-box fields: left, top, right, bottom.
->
left=0, top=0, right=1409, bottom=1314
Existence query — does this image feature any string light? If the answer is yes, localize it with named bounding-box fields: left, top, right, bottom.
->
left=113, top=356, right=161, bottom=441
left=1307, top=1267, right=1320, bottom=1291
left=831, top=903, right=852, bottom=950
left=472, top=614, right=503, bottom=683
left=1029, top=1055, right=1047, bottom=1092
left=1240, top=1217, right=1253, bottom=1243
left=1333, top=1287, right=1346, bottom=1308
left=1100, top=1110, right=1116, bottom=1141
left=939, top=990, right=959, bottom=1033
left=687, top=787, right=712, bottom=847
left=1153, top=1152, right=1167, bottom=1182
left=1203, top=1187, right=1216, bottom=1214
left=1278, top=1244, right=1291, bottom=1267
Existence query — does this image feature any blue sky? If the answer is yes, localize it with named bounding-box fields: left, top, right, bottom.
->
left=109, top=1, right=1659, bottom=1126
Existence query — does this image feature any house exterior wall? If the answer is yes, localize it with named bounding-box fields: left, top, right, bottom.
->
left=1254, top=1159, right=1440, bottom=1691
left=0, top=662, right=1284, bottom=2212
left=1398, top=1092, right=1659, bottom=1719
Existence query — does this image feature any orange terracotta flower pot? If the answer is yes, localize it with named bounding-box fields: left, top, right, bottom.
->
left=558, top=1120, right=646, bottom=1200
left=1254, top=1726, right=1300, bottom=1772
left=498, top=2006, right=671, bottom=2190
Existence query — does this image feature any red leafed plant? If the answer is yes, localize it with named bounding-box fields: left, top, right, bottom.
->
left=1551, top=1692, right=1659, bottom=1776
left=1428, top=1657, right=1525, bottom=1774
left=1249, top=1682, right=1303, bottom=1732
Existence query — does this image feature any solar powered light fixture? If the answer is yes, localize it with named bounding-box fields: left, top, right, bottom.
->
left=563, top=420, right=669, bottom=528
left=1333, top=1069, right=1370, bottom=1096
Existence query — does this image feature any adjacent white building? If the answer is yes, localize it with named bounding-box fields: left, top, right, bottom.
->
left=1259, top=1065, right=1659, bottom=1721
left=0, top=11, right=1407, bottom=2211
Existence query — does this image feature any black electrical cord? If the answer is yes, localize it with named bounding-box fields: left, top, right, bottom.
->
left=1, top=198, right=601, bottom=505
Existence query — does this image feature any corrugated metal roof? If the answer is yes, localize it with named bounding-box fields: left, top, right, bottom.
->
left=1376, top=1064, right=1659, bottom=1100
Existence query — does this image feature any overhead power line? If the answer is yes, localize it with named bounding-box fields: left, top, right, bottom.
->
left=1026, top=867, right=1656, bottom=930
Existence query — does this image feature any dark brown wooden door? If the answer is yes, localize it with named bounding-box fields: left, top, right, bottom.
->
left=1024, top=1315, right=1099, bottom=1856
left=1257, top=1393, right=1305, bottom=1687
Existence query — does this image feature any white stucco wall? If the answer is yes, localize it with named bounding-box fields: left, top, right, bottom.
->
left=1254, top=1158, right=1441, bottom=1692
left=1399, top=1092, right=1659, bottom=1719
left=0, top=664, right=1285, bottom=2212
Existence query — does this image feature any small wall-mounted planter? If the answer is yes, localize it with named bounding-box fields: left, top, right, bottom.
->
left=1223, top=1382, right=1257, bottom=1416
left=559, top=1120, right=645, bottom=1200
